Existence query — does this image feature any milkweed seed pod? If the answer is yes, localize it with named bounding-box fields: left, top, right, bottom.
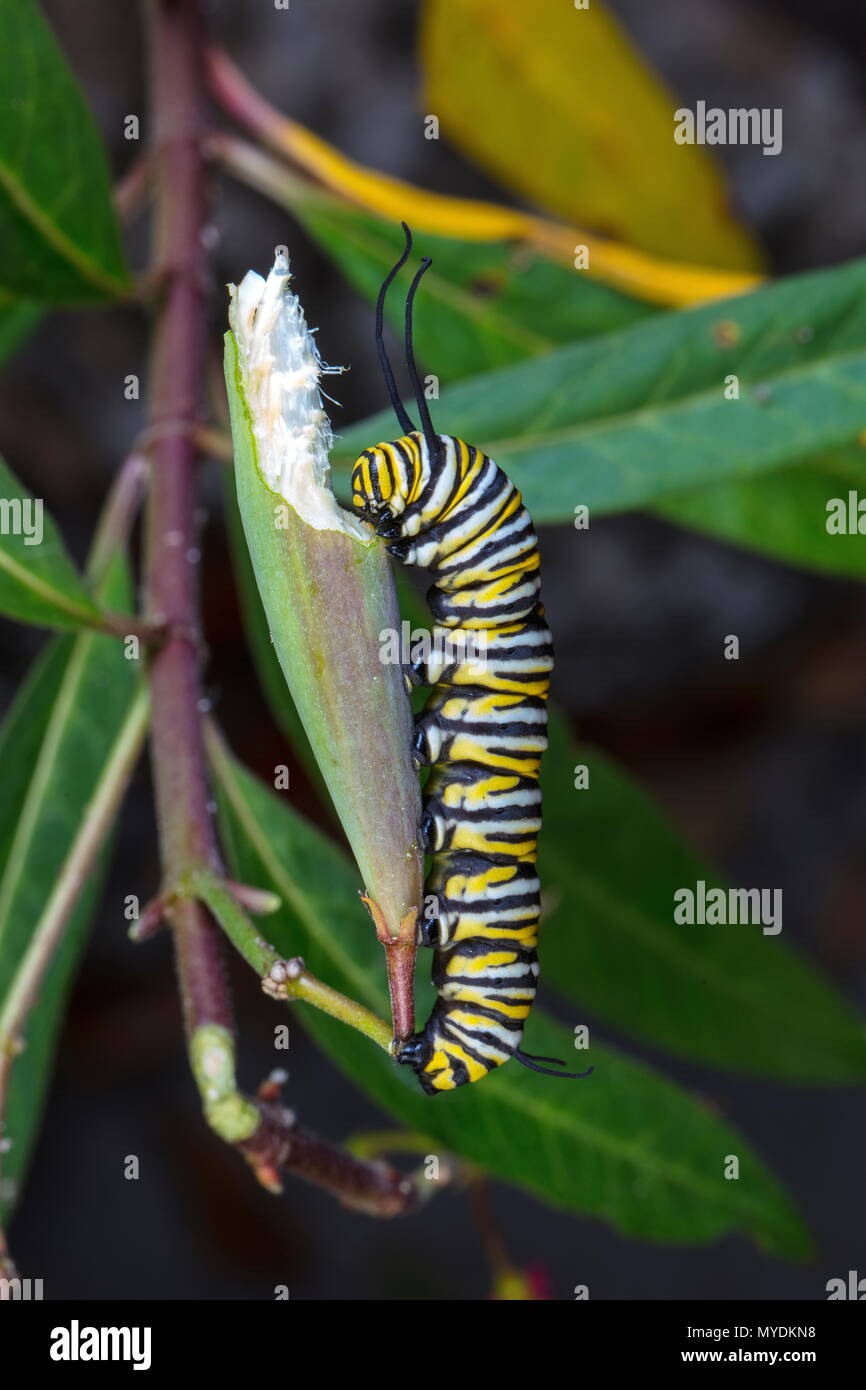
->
left=225, top=254, right=423, bottom=1036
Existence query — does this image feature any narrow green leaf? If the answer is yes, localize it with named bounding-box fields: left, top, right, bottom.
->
left=0, top=455, right=103, bottom=629
left=0, top=0, right=130, bottom=301
left=318, top=215, right=866, bottom=577
left=333, top=257, right=866, bottom=525
left=212, top=741, right=809, bottom=1257
left=0, top=558, right=140, bottom=1221
left=540, top=713, right=866, bottom=1082
left=655, top=453, right=866, bottom=577
left=300, top=202, right=652, bottom=378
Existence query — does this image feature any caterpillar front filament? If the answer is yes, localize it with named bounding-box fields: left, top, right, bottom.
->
left=352, top=225, right=593, bottom=1094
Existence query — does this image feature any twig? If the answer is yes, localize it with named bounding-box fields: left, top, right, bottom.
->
left=223, top=878, right=280, bottom=915
left=468, top=1178, right=542, bottom=1299
left=95, top=611, right=168, bottom=645
left=87, top=450, right=150, bottom=585
left=238, top=1090, right=416, bottom=1215
left=470, top=1177, right=511, bottom=1278
left=206, top=47, right=311, bottom=173
left=127, top=891, right=173, bottom=942
left=114, top=154, right=155, bottom=224
left=207, top=130, right=323, bottom=208
left=184, top=865, right=393, bottom=1053
left=193, top=422, right=234, bottom=462
left=48, top=451, right=161, bottom=645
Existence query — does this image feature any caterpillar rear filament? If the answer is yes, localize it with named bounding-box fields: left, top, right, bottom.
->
left=351, top=225, right=593, bottom=1094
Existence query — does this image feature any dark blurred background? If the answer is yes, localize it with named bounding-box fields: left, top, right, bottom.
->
left=2, top=0, right=866, bottom=1299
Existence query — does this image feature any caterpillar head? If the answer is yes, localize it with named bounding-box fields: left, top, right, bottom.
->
left=396, top=1033, right=460, bottom=1095
left=398, top=1011, right=507, bottom=1093
left=350, top=440, right=415, bottom=531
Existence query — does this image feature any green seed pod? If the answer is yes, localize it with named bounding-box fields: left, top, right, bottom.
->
left=225, top=255, right=422, bottom=1038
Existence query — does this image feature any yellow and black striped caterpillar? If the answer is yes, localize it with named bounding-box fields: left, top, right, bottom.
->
left=352, top=225, right=593, bottom=1094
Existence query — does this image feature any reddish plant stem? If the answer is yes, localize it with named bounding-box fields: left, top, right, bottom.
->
left=239, top=1097, right=416, bottom=1217
left=144, top=0, right=229, bottom=1044
left=145, top=0, right=214, bottom=876
left=206, top=45, right=299, bottom=163
left=115, top=154, right=155, bottom=224
left=89, top=450, right=150, bottom=584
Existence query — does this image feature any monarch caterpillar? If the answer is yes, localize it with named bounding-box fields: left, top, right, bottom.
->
left=352, top=225, right=593, bottom=1094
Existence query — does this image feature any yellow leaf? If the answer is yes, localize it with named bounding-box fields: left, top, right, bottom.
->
left=208, top=48, right=763, bottom=308
left=420, top=0, right=762, bottom=271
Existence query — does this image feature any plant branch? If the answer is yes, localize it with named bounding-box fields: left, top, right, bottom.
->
left=144, top=0, right=216, bottom=887
left=206, top=46, right=310, bottom=172
left=114, top=154, right=155, bottom=224
left=238, top=1088, right=417, bottom=1215
left=142, top=0, right=239, bottom=1104
left=87, top=450, right=150, bottom=585
left=184, top=866, right=393, bottom=1052
left=94, top=611, right=168, bottom=644
left=193, top=422, right=234, bottom=462
left=186, top=1037, right=414, bottom=1213
left=207, top=130, right=324, bottom=209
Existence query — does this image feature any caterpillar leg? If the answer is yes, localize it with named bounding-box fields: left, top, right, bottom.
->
left=411, top=716, right=437, bottom=769
left=402, top=657, right=425, bottom=693
left=417, top=917, right=440, bottom=949
left=417, top=892, right=447, bottom=948
left=419, top=809, right=437, bottom=853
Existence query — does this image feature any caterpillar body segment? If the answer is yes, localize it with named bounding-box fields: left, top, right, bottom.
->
left=352, top=430, right=552, bottom=1094
left=351, top=224, right=593, bottom=1094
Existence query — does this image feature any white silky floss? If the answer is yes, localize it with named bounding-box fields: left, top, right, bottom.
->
left=229, top=253, right=366, bottom=539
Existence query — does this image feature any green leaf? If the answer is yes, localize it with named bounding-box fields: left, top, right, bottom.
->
left=0, top=455, right=104, bottom=629
left=540, top=713, right=866, bottom=1082
left=655, top=453, right=866, bottom=577
left=0, top=290, right=42, bottom=366
left=0, top=557, right=142, bottom=1221
left=333, top=257, right=866, bottom=525
left=312, top=208, right=866, bottom=577
left=300, top=202, right=652, bottom=378
left=212, top=739, right=808, bottom=1257
left=0, top=0, right=130, bottom=301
